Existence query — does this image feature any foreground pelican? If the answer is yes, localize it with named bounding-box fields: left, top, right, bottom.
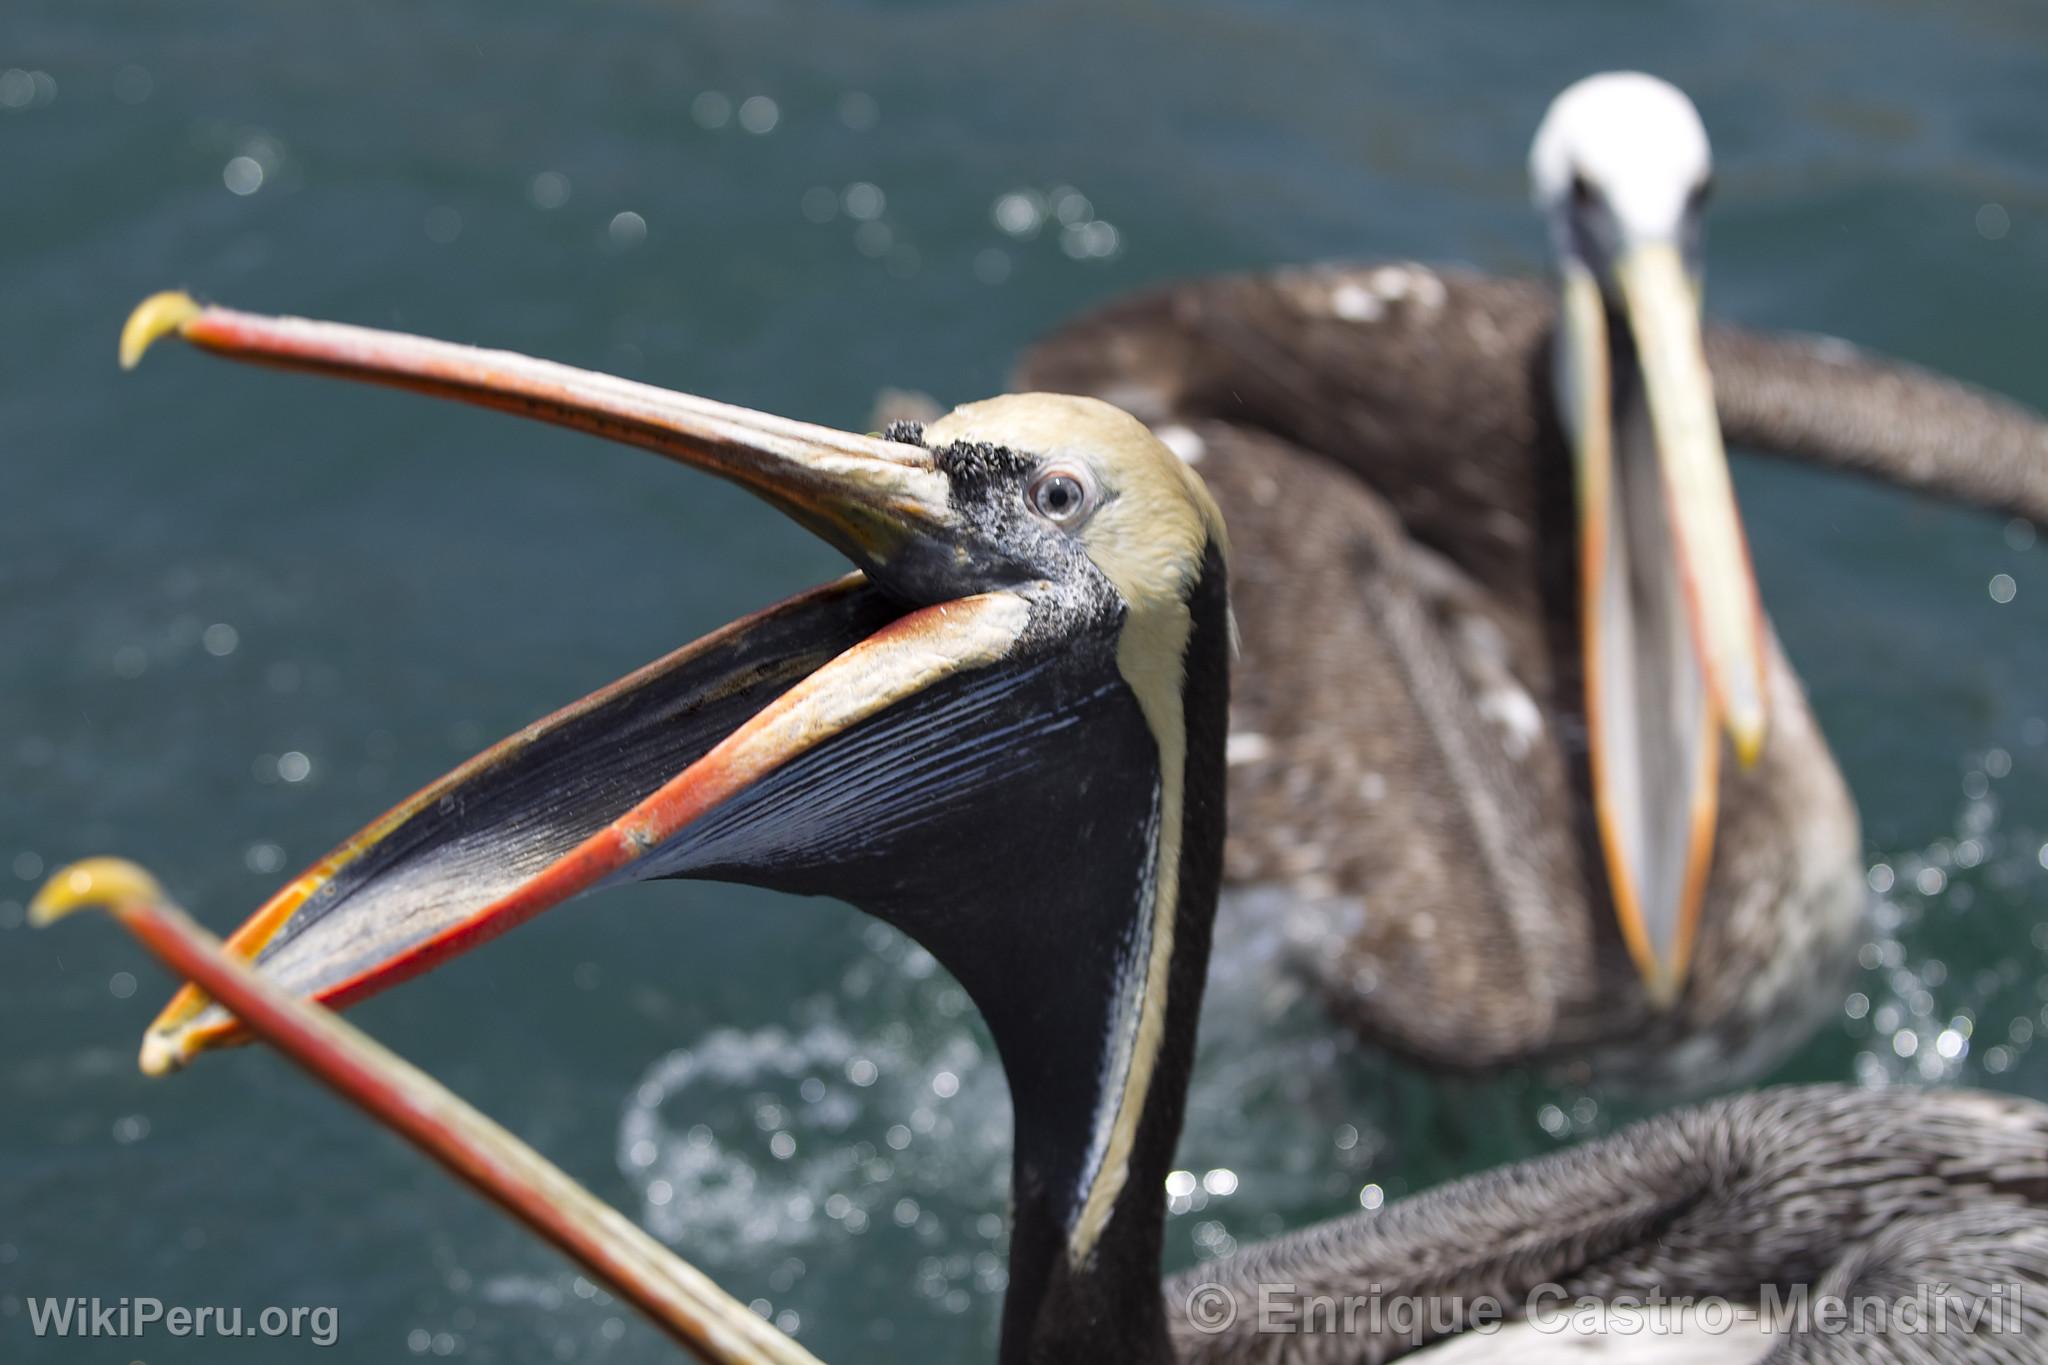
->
left=43, top=294, right=2048, bottom=1363
left=1019, top=73, right=2048, bottom=1083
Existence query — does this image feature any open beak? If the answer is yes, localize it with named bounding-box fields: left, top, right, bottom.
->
left=1559, top=245, right=1767, bottom=1005
left=120, top=291, right=955, bottom=583
left=121, top=293, right=1032, bottom=1073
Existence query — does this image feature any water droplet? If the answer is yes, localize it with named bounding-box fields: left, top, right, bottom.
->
left=202, top=622, right=239, bottom=656
left=1989, top=573, right=2017, bottom=604
left=992, top=192, right=1043, bottom=237
left=277, top=751, right=312, bottom=783
left=0, top=70, right=37, bottom=110
left=737, top=96, right=780, bottom=135
left=223, top=156, right=264, bottom=196
left=530, top=171, right=570, bottom=209
left=842, top=182, right=885, bottom=221
left=609, top=211, right=647, bottom=248
left=1060, top=220, right=1120, bottom=260
left=1976, top=203, right=2011, bottom=241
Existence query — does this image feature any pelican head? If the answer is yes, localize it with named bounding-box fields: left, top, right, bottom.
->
left=1530, top=71, right=1712, bottom=287
left=107, top=295, right=1233, bottom=1365
left=1528, top=75, right=1766, bottom=1006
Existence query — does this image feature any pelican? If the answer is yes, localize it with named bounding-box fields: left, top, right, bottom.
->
left=1016, top=72, right=2048, bottom=1084
left=39, top=293, right=2048, bottom=1363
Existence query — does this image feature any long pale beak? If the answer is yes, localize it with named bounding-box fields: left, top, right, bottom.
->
left=1561, top=243, right=1767, bottom=1006
left=1613, top=244, right=1768, bottom=759
left=32, top=859, right=822, bottom=1365
left=120, top=292, right=957, bottom=589
left=121, top=293, right=1033, bottom=1072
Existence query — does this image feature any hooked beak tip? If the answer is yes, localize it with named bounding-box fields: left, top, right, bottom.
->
left=1640, top=968, right=1681, bottom=1012
left=29, top=857, right=170, bottom=927
left=33, top=859, right=215, bottom=1076
left=1729, top=708, right=1767, bottom=771
left=139, top=1032, right=190, bottom=1078
left=121, top=291, right=204, bottom=371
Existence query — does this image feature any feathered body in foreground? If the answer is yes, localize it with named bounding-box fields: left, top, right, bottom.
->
left=1020, top=75, right=2048, bottom=1087
left=1171, top=1086, right=2048, bottom=1363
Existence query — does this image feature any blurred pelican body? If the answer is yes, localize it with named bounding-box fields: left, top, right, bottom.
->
left=1022, top=73, right=2048, bottom=1087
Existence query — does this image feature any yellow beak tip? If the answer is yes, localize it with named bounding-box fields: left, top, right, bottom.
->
left=1636, top=961, right=1688, bottom=1012
left=1731, top=720, right=1767, bottom=770
left=28, top=857, right=168, bottom=927
left=120, top=291, right=204, bottom=371
left=138, top=1032, right=189, bottom=1078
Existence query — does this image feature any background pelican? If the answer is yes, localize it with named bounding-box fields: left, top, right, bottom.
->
left=1017, top=73, right=2048, bottom=1086
left=41, top=296, right=2048, bottom=1364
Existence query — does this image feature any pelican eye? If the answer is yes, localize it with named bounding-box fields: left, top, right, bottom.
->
left=1027, top=469, right=1093, bottom=526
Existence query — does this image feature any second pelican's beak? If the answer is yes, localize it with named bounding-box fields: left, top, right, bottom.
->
left=1559, top=244, right=1767, bottom=1005
left=123, top=294, right=1037, bottom=1072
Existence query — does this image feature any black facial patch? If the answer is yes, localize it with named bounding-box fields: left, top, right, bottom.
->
left=931, top=438, right=1039, bottom=497
left=914, top=439, right=1126, bottom=643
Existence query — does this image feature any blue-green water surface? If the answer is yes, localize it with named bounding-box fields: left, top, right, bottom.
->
left=3, top=2, right=2045, bottom=1361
